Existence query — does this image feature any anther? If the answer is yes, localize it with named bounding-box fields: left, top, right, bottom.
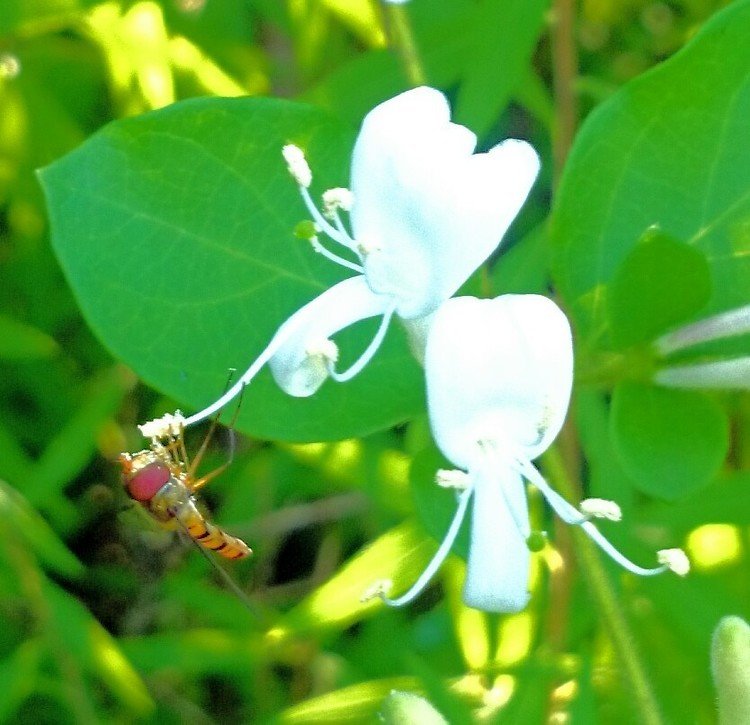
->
left=282, top=144, right=312, bottom=188
left=435, top=469, right=471, bottom=490
left=322, top=188, right=354, bottom=218
left=579, top=498, right=622, bottom=522
left=657, top=548, right=690, bottom=576
left=138, top=411, right=186, bottom=439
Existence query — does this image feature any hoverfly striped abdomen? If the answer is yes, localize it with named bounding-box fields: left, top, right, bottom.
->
left=174, top=497, right=250, bottom=560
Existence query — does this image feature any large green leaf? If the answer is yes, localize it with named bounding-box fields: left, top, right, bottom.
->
left=551, top=0, right=750, bottom=345
left=610, top=383, right=729, bottom=499
left=41, top=97, right=423, bottom=442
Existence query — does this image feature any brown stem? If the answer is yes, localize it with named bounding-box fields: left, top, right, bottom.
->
left=551, top=0, right=579, bottom=185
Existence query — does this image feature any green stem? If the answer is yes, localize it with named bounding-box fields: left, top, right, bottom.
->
left=543, top=447, right=665, bottom=725
left=383, top=3, right=426, bottom=86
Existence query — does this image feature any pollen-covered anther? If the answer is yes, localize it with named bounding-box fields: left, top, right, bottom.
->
left=579, top=498, right=622, bottom=522
left=138, top=411, right=186, bottom=440
left=322, top=188, right=354, bottom=218
left=658, top=548, right=690, bottom=576
left=305, top=338, right=339, bottom=364
left=282, top=144, right=312, bottom=188
left=435, top=468, right=471, bottom=490
left=361, top=578, right=393, bottom=603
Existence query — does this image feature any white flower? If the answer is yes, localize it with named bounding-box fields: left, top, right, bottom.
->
left=366, top=294, right=687, bottom=613
left=180, top=86, right=540, bottom=428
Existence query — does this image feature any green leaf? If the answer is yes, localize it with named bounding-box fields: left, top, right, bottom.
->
left=24, top=366, right=132, bottom=508
left=379, top=690, right=448, bottom=725
left=0, top=640, right=41, bottom=722
left=278, top=677, right=421, bottom=724
left=304, top=2, right=473, bottom=127
left=0, top=314, right=58, bottom=360
left=120, top=630, right=259, bottom=677
left=610, top=383, right=729, bottom=499
left=639, top=472, right=750, bottom=532
left=455, top=0, right=549, bottom=137
left=490, top=223, right=551, bottom=296
left=0, top=480, right=84, bottom=579
left=0, top=0, right=95, bottom=35
left=44, top=579, right=154, bottom=716
left=275, top=520, right=435, bottom=637
left=40, top=97, right=422, bottom=442
left=607, top=228, right=711, bottom=349
left=551, top=0, right=750, bottom=345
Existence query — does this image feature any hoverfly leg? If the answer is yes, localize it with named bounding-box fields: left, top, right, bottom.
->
left=188, top=381, right=247, bottom=493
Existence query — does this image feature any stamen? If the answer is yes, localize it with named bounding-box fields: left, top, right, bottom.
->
left=282, top=144, right=312, bottom=188
left=139, top=411, right=186, bottom=440
left=282, top=146, right=357, bottom=251
left=309, top=236, right=364, bottom=274
left=322, top=188, right=354, bottom=217
left=515, top=457, right=675, bottom=577
left=299, top=185, right=357, bottom=250
left=436, top=469, right=471, bottom=490
left=376, top=487, right=473, bottom=608
left=658, top=548, right=690, bottom=576
left=328, top=304, right=396, bottom=383
left=580, top=498, right=622, bottom=522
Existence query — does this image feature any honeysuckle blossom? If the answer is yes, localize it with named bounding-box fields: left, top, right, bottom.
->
left=151, top=86, right=540, bottom=432
left=365, top=294, right=689, bottom=613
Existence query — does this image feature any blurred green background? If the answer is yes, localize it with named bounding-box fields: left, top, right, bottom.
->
left=1, top=0, right=748, bottom=722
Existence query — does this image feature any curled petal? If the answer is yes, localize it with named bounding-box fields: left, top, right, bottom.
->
left=350, top=87, right=539, bottom=319
left=463, top=459, right=530, bottom=613
left=425, top=295, right=573, bottom=469
left=268, top=276, right=393, bottom=396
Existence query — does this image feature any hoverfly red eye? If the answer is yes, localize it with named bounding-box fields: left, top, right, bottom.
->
left=125, top=462, right=170, bottom=502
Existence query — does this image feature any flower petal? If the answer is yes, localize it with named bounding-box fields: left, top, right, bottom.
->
left=268, top=275, right=393, bottom=397
left=350, top=87, right=539, bottom=319
left=463, top=459, right=530, bottom=613
left=425, top=295, right=573, bottom=469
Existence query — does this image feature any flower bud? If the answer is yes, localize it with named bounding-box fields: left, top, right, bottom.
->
left=711, top=616, right=750, bottom=725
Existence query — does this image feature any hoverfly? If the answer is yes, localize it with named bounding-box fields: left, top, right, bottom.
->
left=118, top=411, right=251, bottom=560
